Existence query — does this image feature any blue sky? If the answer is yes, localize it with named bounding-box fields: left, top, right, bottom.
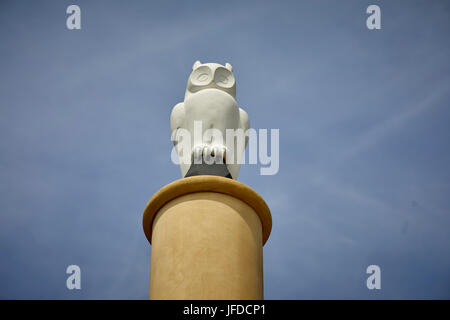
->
left=0, top=0, right=449, bottom=299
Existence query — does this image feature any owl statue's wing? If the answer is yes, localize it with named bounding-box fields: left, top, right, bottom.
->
left=170, top=102, right=185, bottom=147
left=227, top=107, right=250, bottom=180
left=170, top=102, right=190, bottom=177
left=239, top=107, right=250, bottom=147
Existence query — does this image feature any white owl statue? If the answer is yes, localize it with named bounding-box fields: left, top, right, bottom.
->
left=170, top=61, right=250, bottom=180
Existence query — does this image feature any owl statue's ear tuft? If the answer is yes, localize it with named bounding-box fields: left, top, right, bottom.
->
left=192, top=61, right=202, bottom=70
left=225, top=63, right=233, bottom=72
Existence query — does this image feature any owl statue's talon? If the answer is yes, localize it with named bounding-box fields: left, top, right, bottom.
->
left=192, top=145, right=204, bottom=164
left=214, top=146, right=227, bottom=164
left=202, top=145, right=215, bottom=165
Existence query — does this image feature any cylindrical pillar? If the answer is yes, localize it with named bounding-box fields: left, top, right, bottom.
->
left=142, top=175, right=272, bottom=300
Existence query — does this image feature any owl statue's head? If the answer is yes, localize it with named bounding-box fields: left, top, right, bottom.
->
left=185, top=61, right=236, bottom=100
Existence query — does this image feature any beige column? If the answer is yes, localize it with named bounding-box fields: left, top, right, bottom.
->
left=142, top=175, right=272, bottom=300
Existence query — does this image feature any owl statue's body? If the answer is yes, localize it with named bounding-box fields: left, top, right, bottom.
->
left=170, top=61, right=249, bottom=179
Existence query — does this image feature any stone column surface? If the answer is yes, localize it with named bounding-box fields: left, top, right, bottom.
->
left=142, top=175, right=272, bottom=300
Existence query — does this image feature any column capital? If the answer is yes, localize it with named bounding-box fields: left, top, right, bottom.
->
left=142, top=175, right=272, bottom=245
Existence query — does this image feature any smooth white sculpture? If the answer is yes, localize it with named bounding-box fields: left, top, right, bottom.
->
left=170, top=61, right=250, bottom=180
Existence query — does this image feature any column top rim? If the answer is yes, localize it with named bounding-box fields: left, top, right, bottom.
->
left=142, top=175, right=272, bottom=245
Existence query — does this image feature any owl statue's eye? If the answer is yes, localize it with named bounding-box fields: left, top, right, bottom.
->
left=216, top=75, right=228, bottom=84
left=191, top=66, right=212, bottom=86
left=197, top=73, right=209, bottom=82
left=214, top=67, right=235, bottom=89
